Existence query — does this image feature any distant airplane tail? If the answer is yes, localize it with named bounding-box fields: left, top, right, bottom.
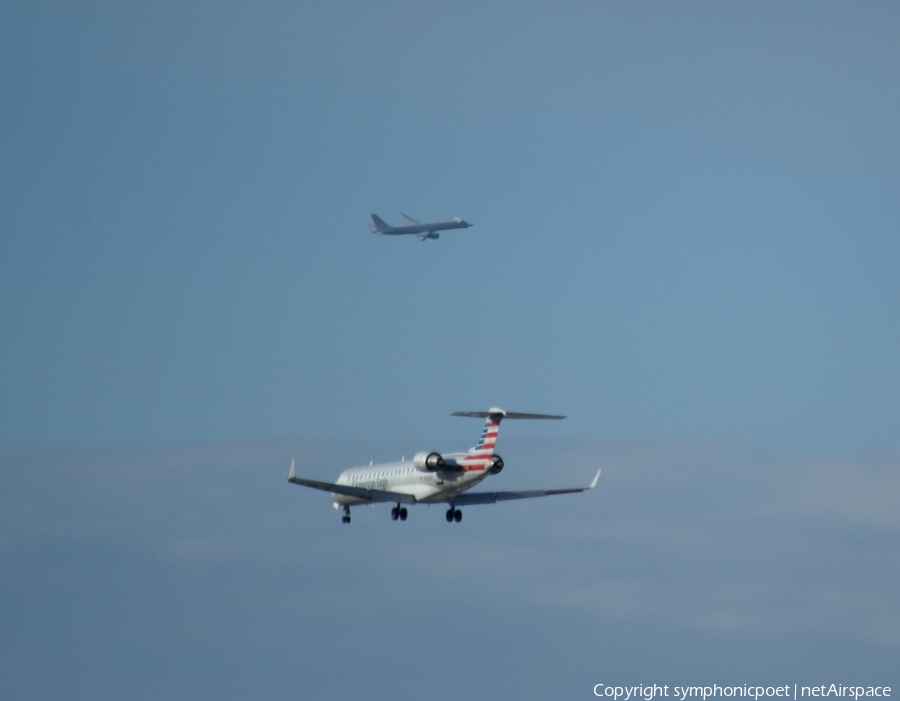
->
left=370, top=214, right=391, bottom=233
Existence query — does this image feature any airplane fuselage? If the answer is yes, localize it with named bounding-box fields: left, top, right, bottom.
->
left=331, top=452, right=491, bottom=506
left=380, top=220, right=471, bottom=236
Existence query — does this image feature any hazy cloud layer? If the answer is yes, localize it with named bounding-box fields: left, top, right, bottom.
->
left=2, top=439, right=897, bottom=699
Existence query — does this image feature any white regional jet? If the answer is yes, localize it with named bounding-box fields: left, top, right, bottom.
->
left=288, top=408, right=601, bottom=524
left=370, top=213, right=472, bottom=241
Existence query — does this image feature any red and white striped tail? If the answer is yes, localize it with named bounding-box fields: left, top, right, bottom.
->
left=450, top=407, right=564, bottom=472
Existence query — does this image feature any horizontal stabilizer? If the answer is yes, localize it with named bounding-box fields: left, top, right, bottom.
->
left=451, top=408, right=565, bottom=420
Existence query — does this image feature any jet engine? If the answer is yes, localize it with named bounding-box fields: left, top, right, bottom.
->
left=489, top=455, right=504, bottom=474
left=413, top=451, right=445, bottom=472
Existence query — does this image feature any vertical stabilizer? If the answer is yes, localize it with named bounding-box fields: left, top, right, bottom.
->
left=450, top=408, right=507, bottom=470
left=370, top=214, right=391, bottom=233
left=450, top=408, right=564, bottom=471
left=469, top=409, right=504, bottom=457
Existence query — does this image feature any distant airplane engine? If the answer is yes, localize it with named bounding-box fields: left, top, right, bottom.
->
left=429, top=232, right=440, bottom=239
left=489, top=455, right=504, bottom=474
left=413, top=451, right=445, bottom=472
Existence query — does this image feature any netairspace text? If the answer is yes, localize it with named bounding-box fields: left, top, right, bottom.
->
left=593, top=685, right=892, bottom=701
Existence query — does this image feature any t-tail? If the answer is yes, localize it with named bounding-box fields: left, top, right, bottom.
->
left=371, top=214, right=391, bottom=233
left=450, top=407, right=565, bottom=472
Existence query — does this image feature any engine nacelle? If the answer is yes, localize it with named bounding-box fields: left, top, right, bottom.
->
left=489, top=454, right=504, bottom=474
left=413, top=451, right=445, bottom=472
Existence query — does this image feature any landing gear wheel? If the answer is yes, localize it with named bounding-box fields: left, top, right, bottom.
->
left=454, top=509, right=462, bottom=523
left=390, top=507, right=399, bottom=521
left=341, top=506, right=351, bottom=524
left=399, top=507, right=408, bottom=521
left=446, top=508, right=454, bottom=523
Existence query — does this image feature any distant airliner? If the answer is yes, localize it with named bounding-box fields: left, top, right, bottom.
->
left=370, top=212, right=472, bottom=241
left=288, top=408, right=600, bottom=524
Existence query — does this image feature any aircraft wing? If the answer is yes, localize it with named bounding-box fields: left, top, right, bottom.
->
left=450, top=469, right=601, bottom=506
left=399, top=212, right=420, bottom=225
left=287, top=461, right=417, bottom=504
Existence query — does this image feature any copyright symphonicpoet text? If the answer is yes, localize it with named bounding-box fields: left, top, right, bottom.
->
left=593, top=686, right=892, bottom=701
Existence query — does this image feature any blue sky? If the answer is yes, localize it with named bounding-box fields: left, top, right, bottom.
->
left=3, top=1, right=898, bottom=451
left=2, top=2, right=899, bottom=698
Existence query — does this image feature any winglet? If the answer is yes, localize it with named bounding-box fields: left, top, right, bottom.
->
left=288, top=458, right=296, bottom=481
left=588, top=469, right=601, bottom=490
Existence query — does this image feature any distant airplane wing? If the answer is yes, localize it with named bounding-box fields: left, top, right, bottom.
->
left=449, top=470, right=601, bottom=506
left=399, top=212, right=420, bottom=225
left=287, top=460, right=417, bottom=504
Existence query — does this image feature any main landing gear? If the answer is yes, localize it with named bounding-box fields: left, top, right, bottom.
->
left=445, top=507, right=462, bottom=523
left=341, top=505, right=351, bottom=524
left=390, top=505, right=408, bottom=521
